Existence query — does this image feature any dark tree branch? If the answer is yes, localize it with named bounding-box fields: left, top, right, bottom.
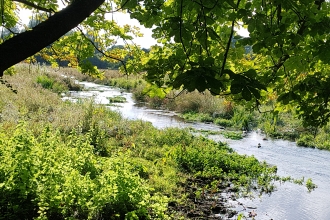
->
left=0, top=0, right=105, bottom=76
left=13, top=0, right=55, bottom=13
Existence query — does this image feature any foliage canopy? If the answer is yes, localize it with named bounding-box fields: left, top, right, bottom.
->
left=1, top=0, right=330, bottom=127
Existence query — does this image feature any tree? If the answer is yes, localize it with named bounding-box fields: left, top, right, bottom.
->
left=1, top=0, right=330, bottom=127
left=126, top=0, right=330, bottom=127
left=0, top=0, right=104, bottom=74
left=0, top=0, right=141, bottom=76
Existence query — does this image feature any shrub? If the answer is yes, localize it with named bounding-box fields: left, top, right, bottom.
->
left=296, top=134, right=315, bottom=148
left=173, top=139, right=277, bottom=191
left=0, top=123, right=168, bottom=219
left=36, top=75, right=54, bottom=89
left=36, top=74, right=69, bottom=94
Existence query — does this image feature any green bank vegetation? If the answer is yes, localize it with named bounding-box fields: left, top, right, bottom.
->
left=63, top=67, right=330, bottom=150
left=0, top=64, right=314, bottom=219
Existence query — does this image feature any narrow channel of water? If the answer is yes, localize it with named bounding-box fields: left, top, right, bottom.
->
left=64, top=82, right=330, bottom=220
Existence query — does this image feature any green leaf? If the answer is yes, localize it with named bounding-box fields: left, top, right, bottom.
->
left=242, top=87, right=252, bottom=101
left=252, top=42, right=264, bottom=52
left=245, top=2, right=252, bottom=9
left=181, top=29, right=193, bottom=42
left=204, top=16, right=216, bottom=25
left=196, top=76, right=207, bottom=92
left=278, top=93, right=290, bottom=105
left=247, top=21, right=256, bottom=33
left=204, top=57, right=215, bottom=65
left=237, top=9, right=247, bottom=18
left=204, top=75, right=223, bottom=90
left=207, top=27, right=220, bottom=40
left=231, top=83, right=243, bottom=94
left=222, top=69, right=235, bottom=76
left=244, top=69, right=257, bottom=79
left=172, top=72, right=189, bottom=89
left=248, top=86, right=261, bottom=99
left=225, top=0, right=237, bottom=9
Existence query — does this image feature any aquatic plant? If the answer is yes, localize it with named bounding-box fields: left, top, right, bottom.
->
left=107, top=95, right=127, bottom=103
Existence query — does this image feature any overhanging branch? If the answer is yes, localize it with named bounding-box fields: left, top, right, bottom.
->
left=13, top=0, right=55, bottom=13
left=0, top=0, right=105, bottom=76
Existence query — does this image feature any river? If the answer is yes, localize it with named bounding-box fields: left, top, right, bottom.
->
left=64, top=82, right=330, bottom=220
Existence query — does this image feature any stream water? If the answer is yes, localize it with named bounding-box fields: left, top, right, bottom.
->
left=64, top=82, right=330, bottom=220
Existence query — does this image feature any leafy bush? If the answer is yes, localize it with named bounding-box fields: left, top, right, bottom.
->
left=296, top=134, right=315, bottom=148
left=36, top=74, right=69, bottom=94
left=0, top=123, right=168, bottom=219
left=231, top=107, right=254, bottom=130
left=173, top=139, right=277, bottom=191
left=36, top=75, right=54, bottom=89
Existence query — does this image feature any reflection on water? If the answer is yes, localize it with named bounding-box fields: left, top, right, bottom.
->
left=64, top=81, right=330, bottom=220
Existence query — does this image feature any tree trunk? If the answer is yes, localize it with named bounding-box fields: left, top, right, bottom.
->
left=0, top=0, right=105, bottom=76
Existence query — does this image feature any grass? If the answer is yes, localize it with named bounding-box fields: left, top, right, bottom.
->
left=107, top=95, right=127, bottom=103
left=220, top=131, right=243, bottom=140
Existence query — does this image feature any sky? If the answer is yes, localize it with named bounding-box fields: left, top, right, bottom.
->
left=18, top=6, right=248, bottom=49
left=107, top=12, right=159, bottom=48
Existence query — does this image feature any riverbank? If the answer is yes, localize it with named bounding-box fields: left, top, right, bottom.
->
left=64, top=67, right=330, bottom=151
left=0, top=64, right=290, bottom=219
left=63, top=70, right=329, bottom=220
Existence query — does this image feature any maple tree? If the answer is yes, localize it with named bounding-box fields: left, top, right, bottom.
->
left=1, top=0, right=330, bottom=127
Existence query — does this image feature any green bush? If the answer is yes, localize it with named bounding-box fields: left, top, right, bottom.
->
left=173, top=140, right=277, bottom=190
left=0, top=123, right=168, bottom=220
left=36, top=75, right=69, bottom=94
left=52, top=82, right=68, bottom=94
left=36, top=75, right=54, bottom=89
left=296, top=134, right=315, bottom=148
left=231, top=107, right=254, bottom=130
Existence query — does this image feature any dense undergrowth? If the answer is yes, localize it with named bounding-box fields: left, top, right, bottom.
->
left=0, top=64, right=316, bottom=219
